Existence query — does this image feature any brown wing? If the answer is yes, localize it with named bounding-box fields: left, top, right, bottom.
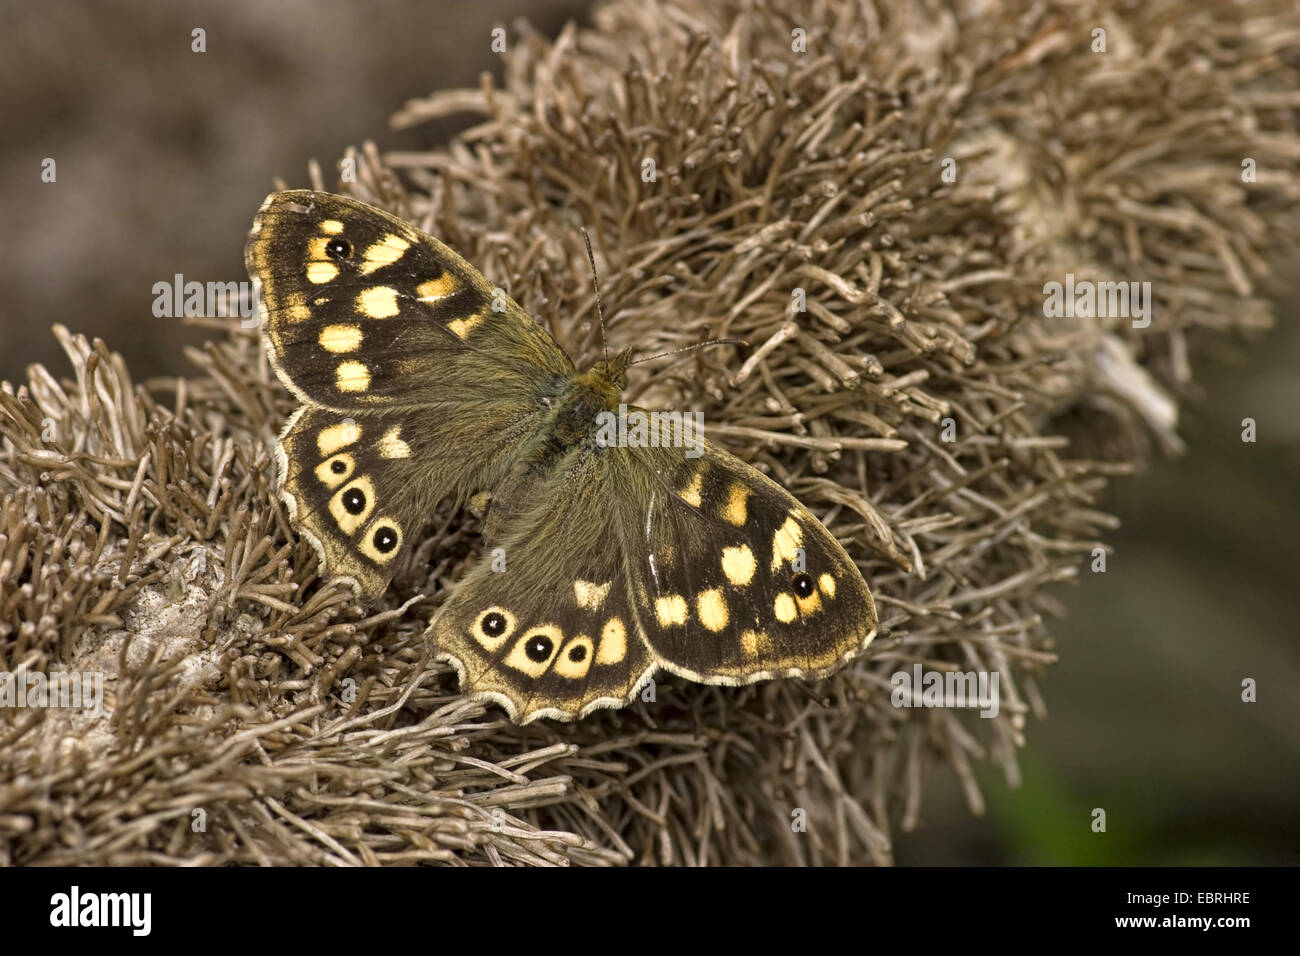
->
left=247, top=190, right=576, bottom=598
left=616, top=435, right=877, bottom=684
left=247, top=189, right=573, bottom=411
left=426, top=452, right=657, bottom=724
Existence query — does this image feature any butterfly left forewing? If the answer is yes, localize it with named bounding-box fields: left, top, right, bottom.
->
left=248, top=190, right=573, bottom=412
left=614, top=436, right=877, bottom=684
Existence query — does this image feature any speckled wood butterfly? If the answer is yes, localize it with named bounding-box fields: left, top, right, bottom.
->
left=247, top=190, right=877, bottom=723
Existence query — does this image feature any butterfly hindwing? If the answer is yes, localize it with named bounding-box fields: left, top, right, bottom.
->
left=427, top=415, right=876, bottom=722
left=275, top=406, right=428, bottom=597
left=618, top=437, right=877, bottom=683
left=427, top=453, right=657, bottom=723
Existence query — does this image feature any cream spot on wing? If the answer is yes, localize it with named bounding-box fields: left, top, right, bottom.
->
left=286, top=292, right=311, bottom=322
left=416, top=275, right=459, bottom=302
left=307, top=261, right=339, bottom=284
left=357, top=286, right=400, bottom=319
left=319, top=220, right=344, bottom=235
left=360, top=233, right=410, bottom=275
left=554, top=635, right=595, bottom=680
left=770, top=515, right=804, bottom=571
left=721, top=482, right=751, bottom=526
left=795, top=591, right=822, bottom=616
left=378, top=425, right=411, bottom=459
left=307, top=237, right=330, bottom=260
left=335, top=361, right=370, bottom=392
left=696, top=588, right=728, bottom=632
left=573, top=579, right=611, bottom=611
left=678, top=471, right=703, bottom=508
left=319, top=323, right=362, bottom=353
left=317, top=421, right=361, bottom=456
left=819, top=573, right=836, bottom=598
left=654, top=594, right=689, bottom=627
left=773, top=592, right=797, bottom=624
left=596, top=617, right=627, bottom=664
left=741, top=629, right=771, bottom=658
left=447, top=312, right=484, bottom=339
left=503, top=625, right=563, bottom=677
left=721, top=544, right=757, bottom=587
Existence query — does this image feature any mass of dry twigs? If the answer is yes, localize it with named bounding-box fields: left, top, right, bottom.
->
left=2, top=0, right=1297, bottom=866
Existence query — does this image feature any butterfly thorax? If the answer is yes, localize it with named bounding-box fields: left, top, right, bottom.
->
left=480, top=350, right=632, bottom=541
left=541, top=348, right=634, bottom=451
left=527, top=382, right=612, bottom=473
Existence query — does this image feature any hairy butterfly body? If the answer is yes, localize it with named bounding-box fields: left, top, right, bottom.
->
left=249, top=190, right=877, bottom=723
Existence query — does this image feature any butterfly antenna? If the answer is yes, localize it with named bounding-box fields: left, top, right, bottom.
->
left=580, top=227, right=608, bottom=364
left=630, top=338, right=749, bottom=367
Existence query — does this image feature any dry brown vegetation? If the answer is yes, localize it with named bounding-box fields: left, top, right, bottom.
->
left=2, top=0, right=1297, bottom=865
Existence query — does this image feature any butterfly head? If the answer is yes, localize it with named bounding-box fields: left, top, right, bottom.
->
left=589, top=346, right=635, bottom=394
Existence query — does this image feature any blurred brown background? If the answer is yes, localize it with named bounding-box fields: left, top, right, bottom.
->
left=1, top=0, right=1295, bottom=864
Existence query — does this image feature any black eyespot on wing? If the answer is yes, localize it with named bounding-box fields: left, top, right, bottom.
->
left=330, top=459, right=347, bottom=475
left=792, top=573, right=815, bottom=598
left=525, top=633, right=553, bottom=663
left=482, top=612, right=506, bottom=637
left=373, top=526, right=398, bottom=553
left=325, top=237, right=351, bottom=260
left=342, top=488, right=367, bottom=514
left=568, top=644, right=587, bottom=663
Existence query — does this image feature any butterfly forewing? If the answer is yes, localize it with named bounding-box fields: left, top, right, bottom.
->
left=248, top=190, right=572, bottom=411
